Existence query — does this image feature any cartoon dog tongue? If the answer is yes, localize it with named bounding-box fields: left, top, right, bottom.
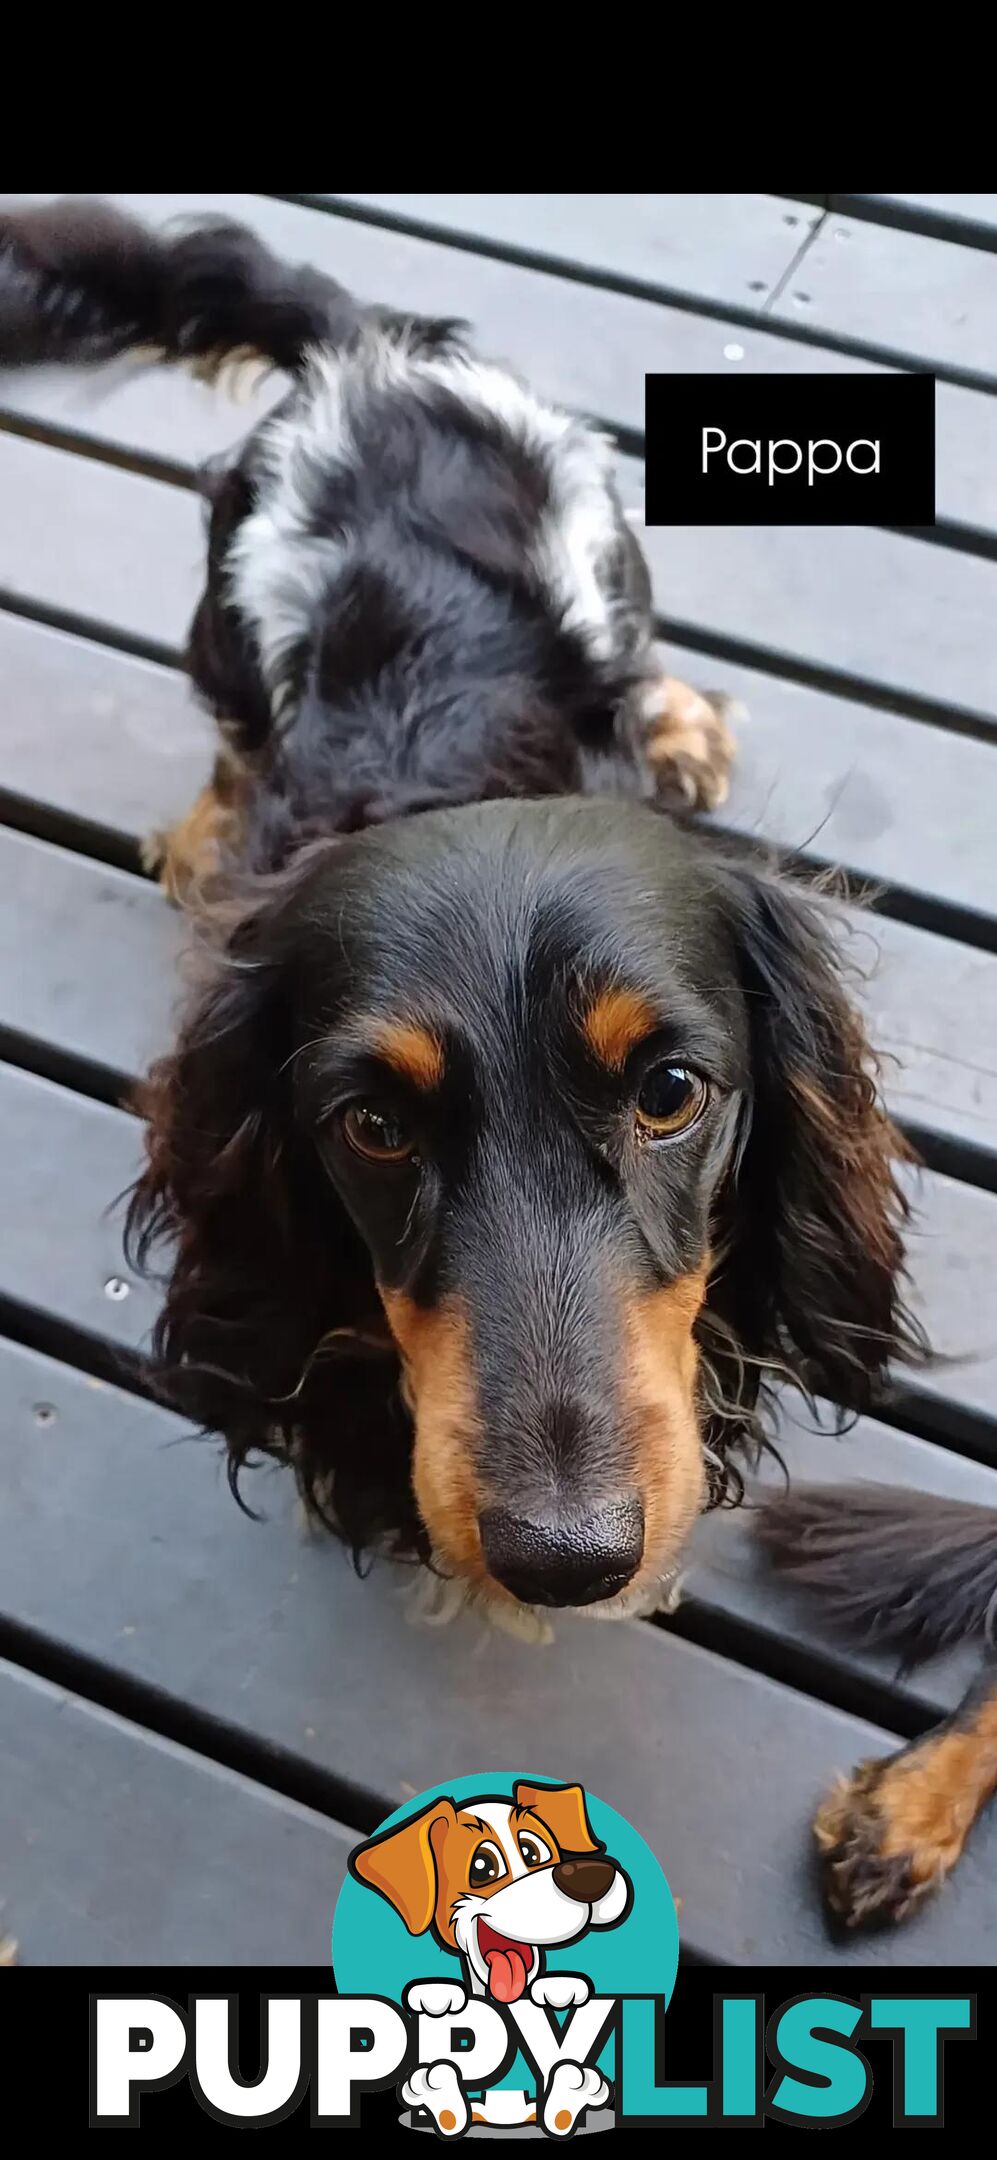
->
left=478, top=1920, right=532, bottom=2003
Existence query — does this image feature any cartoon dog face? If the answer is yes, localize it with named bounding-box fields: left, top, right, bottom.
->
left=351, top=1781, right=631, bottom=2002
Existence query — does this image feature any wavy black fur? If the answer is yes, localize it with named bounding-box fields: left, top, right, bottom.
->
left=0, top=195, right=397, bottom=374
left=756, top=1482, right=997, bottom=1659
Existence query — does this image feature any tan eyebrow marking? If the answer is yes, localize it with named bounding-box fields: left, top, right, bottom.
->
left=372, top=1021, right=445, bottom=1091
left=581, top=988, right=658, bottom=1071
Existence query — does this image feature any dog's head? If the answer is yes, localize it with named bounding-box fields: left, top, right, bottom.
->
left=128, top=797, right=926, bottom=1608
left=351, top=1780, right=629, bottom=1999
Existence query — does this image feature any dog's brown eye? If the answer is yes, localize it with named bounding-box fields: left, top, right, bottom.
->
left=341, top=1102, right=417, bottom=1165
left=518, top=1833, right=551, bottom=1868
left=470, top=1840, right=504, bottom=1885
left=635, top=1064, right=707, bottom=1140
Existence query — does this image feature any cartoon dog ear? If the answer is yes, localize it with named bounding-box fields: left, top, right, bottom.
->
left=514, top=1782, right=602, bottom=1856
left=350, top=1799, right=458, bottom=1935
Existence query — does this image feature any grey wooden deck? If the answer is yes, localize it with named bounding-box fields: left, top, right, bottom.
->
left=1, top=192, right=996, bottom=1968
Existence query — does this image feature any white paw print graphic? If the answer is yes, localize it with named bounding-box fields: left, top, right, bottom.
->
left=401, top=2060, right=468, bottom=2137
left=529, top=1973, right=591, bottom=2009
left=543, top=2060, right=610, bottom=2136
left=404, top=1980, right=468, bottom=2019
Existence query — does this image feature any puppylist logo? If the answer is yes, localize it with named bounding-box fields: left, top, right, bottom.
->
left=89, top=1772, right=976, bottom=2133
left=335, top=1773, right=659, bottom=2134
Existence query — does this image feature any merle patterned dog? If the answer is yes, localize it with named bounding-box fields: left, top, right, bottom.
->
left=3, top=198, right=988, bottom=1932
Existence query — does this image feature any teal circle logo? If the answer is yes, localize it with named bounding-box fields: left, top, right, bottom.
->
left=334, top=1771, right=678, bottom=2007
left=333, top=1771, right=678, bottom=2130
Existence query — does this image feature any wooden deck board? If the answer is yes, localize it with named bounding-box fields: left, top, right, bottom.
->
left=319, top=191, right=820, bottom=308
left=0, top=614, right=206, bottom=855
left=831, top=194, right=997, bottom=250
left=0, top=1067, right=154, bottom=1350
left=712, top=649, right=997, bottom=927
left=1, top=1340, right=994, bottom=1968
left=0, top=826, right=183, bottom=1082
left=768, top=211, right=997, bottom=384
left=0, top=431, right=197, bottom=658
left=0, top=354, right=282, bottom=477
left=634, top=510, right=997, bottom=732
left=0, top=1659, right=352, bottom=1964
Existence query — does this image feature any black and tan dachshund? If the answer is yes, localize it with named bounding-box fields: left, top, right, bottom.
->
left=3, top=197, right=988, bottom=1931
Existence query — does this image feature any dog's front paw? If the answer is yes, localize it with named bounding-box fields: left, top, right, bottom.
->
left=402, top=2061, right=469, bottom=2137
left=405, top=1979, right=467, bottom=2018
left=815, top=1747, right=969, bottom=1931
left=530, top=1972, right=590, bottom=2009
left=543, top=2062, right=610, bottom=2135
left=641, top=676, right=742, bottom=812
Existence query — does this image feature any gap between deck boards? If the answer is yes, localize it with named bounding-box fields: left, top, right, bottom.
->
left=0, top=1485, right=941, bottom=1823
left=276, top=194, right=996, bottom=401
left=652, top=614, right=997, bottom=749
left=0, top=1610, right=388, bottom=1839
left=281, top=193, right=997, bottom=400
left=3, top=355, right=995, bottom=571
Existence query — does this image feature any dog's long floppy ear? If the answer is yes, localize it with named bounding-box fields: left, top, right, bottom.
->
left=712, top=864, right=929, bottom=1443
left=514, top=1783, right=603, bottom=1856
left=350, top=1800, right=459, bottom=1935
left=124, top=857, right=410, bottom=1551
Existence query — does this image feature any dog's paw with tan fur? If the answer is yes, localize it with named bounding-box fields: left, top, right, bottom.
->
left=641, top=676, right=742, bottom=812
left=815, top=1749, right=970, bottom=1931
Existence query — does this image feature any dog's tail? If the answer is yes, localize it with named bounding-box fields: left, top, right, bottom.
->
left=755, top=1482, right=997, bottom=1661
left=0, top=197, right=459, bottom=384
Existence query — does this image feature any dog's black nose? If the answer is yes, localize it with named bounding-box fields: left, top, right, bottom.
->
left=553, top=1858, right=617, bottom=1904
left=480, top=1496, right=644, bottom=1607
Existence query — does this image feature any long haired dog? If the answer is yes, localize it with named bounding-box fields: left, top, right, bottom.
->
left=757, top=1486, right=997, bottom=1930
left=0, top=204, right=939, bottom=1900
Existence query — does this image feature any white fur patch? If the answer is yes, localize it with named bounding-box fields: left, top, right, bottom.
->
left=226, top=326, right=622, bottom=721
left=226, top=381, right=350, bottom=718
left=365, top=342, right=621, bottom=658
